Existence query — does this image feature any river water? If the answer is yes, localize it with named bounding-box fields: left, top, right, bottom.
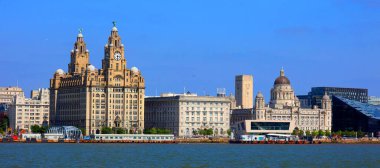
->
left=0, top=143, right=379, bottom=167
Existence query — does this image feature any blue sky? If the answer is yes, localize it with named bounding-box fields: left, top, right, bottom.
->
left=1, top=0, right=380, bottom=99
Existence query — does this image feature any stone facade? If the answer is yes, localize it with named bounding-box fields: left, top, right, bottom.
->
left=235, top=75, right=253, bottom=109
left=50, top=23, right=145, bottom=135
left=0, top=87, right=23, bottom=105
left=145, top=93, right=231, bottom=137
left=230, top=108, right=254, bottom=126
left=8, top=88, right=49, bottom=132
left=254, top=69, right=332, bottom=131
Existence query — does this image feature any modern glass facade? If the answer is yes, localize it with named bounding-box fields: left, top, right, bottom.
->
left=47, top=126, right=83, bottom=140
left=250, top=122, right=290, bottom=131
left=298, top=87, right=368, bottom=108
left=332, top=96, right=380, bottom=134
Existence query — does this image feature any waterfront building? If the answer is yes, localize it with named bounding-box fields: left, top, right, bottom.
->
left=144, top=92, right=231, bottom=137
left=0, top=87, right=23, bottom=105
left=332, top=96, right=380, bottom=134
left=232, top=120, right=295, bottom=136
left=235, top=75, right=253, bottom=109
left=8, top=88, right=49, bottom=132
left=368, top=96, right=380, bottom=106
left=252, top=69, right=332, bottom=132
left=298, top=87, right=368, bottom=108
left=46, top=126, right=83, bottom=140
left=230, top=108, right=254, bottom=126
left=50, top=23, right=145, bottom=135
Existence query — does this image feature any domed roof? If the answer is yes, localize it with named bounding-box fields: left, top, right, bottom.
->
left=256, top=92, right=263, bottom=98
left=131, top=66, right=139, bottom=74
left=274, top=68, right=290, bottom=85
left=274, top=76, right=291, bottom=85
left=112, top=26, right=118, bottom=31
left=56, top=69, right=65, bottom=75
left=87, top=65, right=96, bottom=71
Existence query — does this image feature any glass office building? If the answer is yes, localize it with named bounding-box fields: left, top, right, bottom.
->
left=250, top=122, right=290, bottom=131
left=298, top=87, right=368, bottom=108
left=332, top=96, right=380, bottom=134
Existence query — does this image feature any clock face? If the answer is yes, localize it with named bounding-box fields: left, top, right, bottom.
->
left=114, top=52, right=121, bottom=61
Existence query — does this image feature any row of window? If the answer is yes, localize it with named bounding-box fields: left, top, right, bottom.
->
left=186, top=117, right=225, bottom=122
left=184, top=123, right=225, bottom=127
left=185, top=111, right=225, bottom=116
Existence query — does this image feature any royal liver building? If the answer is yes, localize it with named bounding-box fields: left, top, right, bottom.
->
left=50, top=23, right=145, bottom=135
left=254, top=69, right=332, bottom=131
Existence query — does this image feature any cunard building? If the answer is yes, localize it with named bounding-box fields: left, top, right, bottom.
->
left=50, top=23, right=145, bottom=135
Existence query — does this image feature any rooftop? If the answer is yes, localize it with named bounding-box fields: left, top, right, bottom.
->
left=336, top=96, right=380, bottom=120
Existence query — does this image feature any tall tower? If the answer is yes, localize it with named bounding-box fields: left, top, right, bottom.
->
left=68, top=29, right=90, bottom=75
left=235, top=75, right=253, bottom=109
left=50, top=22, right=146, bottom=135
left=322, top=93, right=332, bottom=130
left=102, top=21, right=127, bottom=86
left=255, top=92, right=265, bottom=120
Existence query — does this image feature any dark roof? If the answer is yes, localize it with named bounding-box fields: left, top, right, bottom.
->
left=336, top=96, right=380, bottom=120
left=274, top=76, right=290, bottom=85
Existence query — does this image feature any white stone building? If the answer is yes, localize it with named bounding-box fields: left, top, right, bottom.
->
left=145, top=92, right=231, bottom=137
left=0, top=87, right=23, bottom=105
left=254, top=69, right=332, bottom=131
left=8, top=88, right=49, bottom=132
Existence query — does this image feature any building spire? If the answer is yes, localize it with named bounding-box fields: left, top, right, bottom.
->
left=112, top=21, right=118, bottom=31
left=77, top=28, right=83, bottom=38
left=280, top=67, right=285, bottom=76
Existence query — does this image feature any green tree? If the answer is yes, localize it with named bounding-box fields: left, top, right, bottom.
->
left=335, top=130, right=342, bottom=136
left=342, top=130, right=349, bottom=137
left=349, top=130, right=356, bottom=137
left=198, top=129, right=205, bottom=136
left=318, top=130, right=325, bottom=137
left=39, top=126, right=48, bottom=134
left=150, top=128, right=157, bottom=134
left=305, top=130, right=311, bottom=137
left=357, top=130, right=365, bottom=138
left=101, top=127, right=112, bottom=134
left=312, top=130, right=318, bottom=137
left=116, top=128, right=126, bottom=134
left=299, top=130, right=304, bottom=137
left=292, top=127, right=300, bottom=136
left=31, top=125, right=41, bottom=133
left=144, top=128, right=171, bottom=134
left=144, top=128, right=151, bottom=134
left=227, top=129, right=232, bottom=136
left=192, top=129, right=198, bottom=135
left=156, top=128, right=170, bottom=134
left=324, top=130, right=331, bottom=137
left=206, top=128, right=213, bottom=135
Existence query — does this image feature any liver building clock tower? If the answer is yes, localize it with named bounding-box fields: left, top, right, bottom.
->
left=50, top=22, right=145, bottom=135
